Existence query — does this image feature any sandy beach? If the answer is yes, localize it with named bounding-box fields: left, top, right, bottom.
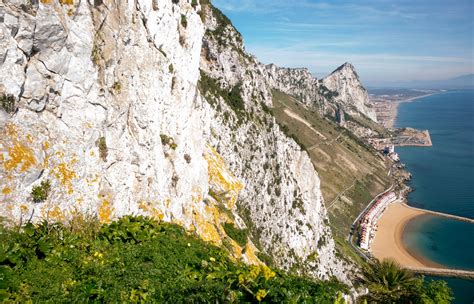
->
left=371, top=201, right=441, bottom=268
left=386, top=93, right=438, bottom=128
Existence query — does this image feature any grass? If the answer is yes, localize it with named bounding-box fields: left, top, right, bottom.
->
left=0, top=216, right=348, bottom=303
left=223, top=222, right=248, bottom=247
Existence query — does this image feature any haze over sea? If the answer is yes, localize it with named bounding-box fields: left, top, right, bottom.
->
left=394, top=90, right=474, bottom=303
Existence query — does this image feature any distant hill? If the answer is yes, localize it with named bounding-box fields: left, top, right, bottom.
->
left=374, top=74, right=474, bottom=89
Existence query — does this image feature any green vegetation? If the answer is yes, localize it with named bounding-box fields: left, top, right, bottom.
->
left=199, top=71, right=247, bottom=124
left=91, top=43, right=101, bottom=66
left=97, top=136, right=108, bottom=161
left=31, top=180, right=51, bottom=203
left=0, top=94, right=15, bottom=114
left=160, top=134, right=177, bottom=150
left=111, top=81, right=121, bottom=93
left=359, top=259, right=453, bottom=303
left=180, top=14, right=188, bottom=28
left=0, top=216, right=349, bottom=303
left=223, top=222, right=248, bottom=247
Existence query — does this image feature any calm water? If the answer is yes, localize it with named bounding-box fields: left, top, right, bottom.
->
left=395, top=90, right=474, bottom=303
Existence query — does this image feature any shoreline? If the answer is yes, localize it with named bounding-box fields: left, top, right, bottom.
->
left=386, top=93, right=439, bottom=128
left=371, top=201, right=442, bottom=268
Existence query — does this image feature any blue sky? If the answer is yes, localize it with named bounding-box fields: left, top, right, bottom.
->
left=212, top=0, right=474, bottom=87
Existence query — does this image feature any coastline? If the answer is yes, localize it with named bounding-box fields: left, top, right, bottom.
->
left=386, top=93, right=439, bottom=128
left=371, top=201, right=442, bottom=268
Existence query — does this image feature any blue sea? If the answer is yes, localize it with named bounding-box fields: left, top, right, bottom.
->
left=395, top=90, right=474, bottom=303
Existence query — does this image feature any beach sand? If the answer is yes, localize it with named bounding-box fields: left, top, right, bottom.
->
left=371, top=201, right=441, bottom=268
left=386, top=93, right=438, bottom=128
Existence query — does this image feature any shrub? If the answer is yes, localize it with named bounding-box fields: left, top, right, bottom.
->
left=160, top=134, right=177, bottom=150
left=184, top=153, right=191, bottom=163
left=97, top=136, right=108, bottom=161
left=223, top=222, right=248, bottom=247
left=91, top=44, right=101, bottom=65
left=31, top=180, right=51, bottom=203
left=111, top=81, right=121, bottom=93
left=1, top=94, right=16, bottom=114
left=180, top=14, right=187, bottom=28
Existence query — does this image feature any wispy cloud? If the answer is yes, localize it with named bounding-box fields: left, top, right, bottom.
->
left=213, top=0, right=474, bottom=85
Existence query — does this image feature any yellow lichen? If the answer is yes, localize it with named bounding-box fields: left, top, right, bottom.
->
left=204, top=145, right=244, bottom=209
left=138, top=201, right=164, bottom=221
left=193, top=211, right=221, bottom=244
left=5, top=123, right=17, bottom=137
left=47, top=206, right=65, bottom=221
left=98, top=200, right=112, bottom=223
left=54, top=162, right=77, bottom=189
left=20, top=204, right=29, bottom=213
left=2, top=187, right=12, bottom=195
left=4, top=141, right=37, bottom=172
left=26, top=134, right=34, bottom=143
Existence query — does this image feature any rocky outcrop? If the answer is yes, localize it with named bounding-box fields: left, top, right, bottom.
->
left=321, top=63, right=377, bottom=121
left=0, top=0, right=365, bottom=283
left=264, top=62, right=377, bottom=122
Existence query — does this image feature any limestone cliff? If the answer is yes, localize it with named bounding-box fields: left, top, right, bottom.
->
left=321, top=63, right=377, bottom=121
left=0, top=0, right=373, bottom=283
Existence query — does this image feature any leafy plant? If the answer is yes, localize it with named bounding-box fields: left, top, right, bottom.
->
left=358, top=259, right=452, bottom=303
left=0, top=216, right=351, bottom=303
left=31, top=180, right=51, bottom=203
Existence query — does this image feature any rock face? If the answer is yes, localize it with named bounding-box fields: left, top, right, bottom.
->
left=0, top=0, right=375, bottom=283
left=264, top=62, right=377, bottom=122
left=321, top=63, right=377, bottom=121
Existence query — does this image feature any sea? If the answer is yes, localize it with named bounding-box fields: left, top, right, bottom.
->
left=394, top=89, right=474, bottom=303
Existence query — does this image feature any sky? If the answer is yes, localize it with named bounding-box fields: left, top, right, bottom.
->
left=212, top=0, right=474, bottom=87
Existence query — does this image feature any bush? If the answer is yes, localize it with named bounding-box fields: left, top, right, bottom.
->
left=0, top=216, right=349, bottom=303
left=180, top=14, right=187, bottom=28
left=160, top=134, right=177, bottom=150
left=97, top=136, right=108, bottom=161
left=31, top=180, right=51, bottom=203
left=1, top=94, right=16, bottom=114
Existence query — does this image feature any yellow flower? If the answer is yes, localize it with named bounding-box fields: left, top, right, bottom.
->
left=209, top=257, right=216, bottom=262
left=93, top=251, right=103, bottom=259
left=248, top=265, right=261, bottom=280
left=256, top=289, right=267, bottom=301
left=261, top=265, right=276, bottom=281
